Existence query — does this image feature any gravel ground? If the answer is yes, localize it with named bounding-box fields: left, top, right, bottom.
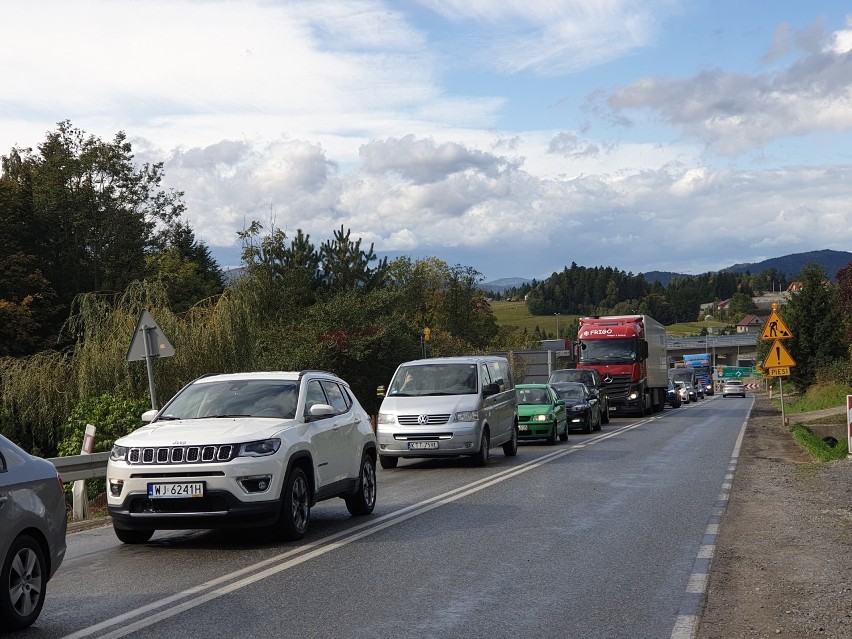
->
left=696, top=393, right=852, bottom=638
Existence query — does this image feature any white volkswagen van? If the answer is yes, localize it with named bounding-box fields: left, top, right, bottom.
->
left=376, top=356, right=518, bottom=468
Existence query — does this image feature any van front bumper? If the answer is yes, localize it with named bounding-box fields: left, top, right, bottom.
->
left=376, top=422, right=480, bottom=456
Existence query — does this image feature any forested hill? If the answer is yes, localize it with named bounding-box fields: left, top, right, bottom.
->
left=641, top=249, right=852, bottom=287
left=490, top=253, right=852, bottom=324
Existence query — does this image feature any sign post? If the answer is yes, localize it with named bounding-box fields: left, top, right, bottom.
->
left=126, top=309, right=175, bottom=410
left=761, top=304, right=794, bottom=425
left=847, top=395, right=852, bottom=459
left=72, top=424, right=96, bottom=520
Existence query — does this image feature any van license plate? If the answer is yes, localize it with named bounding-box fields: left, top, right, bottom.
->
left=148, top=482, right=205, bottom=498
left=408, top=441, right=438, bottom=450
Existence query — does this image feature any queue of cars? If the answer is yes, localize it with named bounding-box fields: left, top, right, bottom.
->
left=7, top=355, right=751, bottom=629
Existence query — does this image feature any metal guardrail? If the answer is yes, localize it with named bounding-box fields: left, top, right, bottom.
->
left=48, top=452, right=110, bottom=483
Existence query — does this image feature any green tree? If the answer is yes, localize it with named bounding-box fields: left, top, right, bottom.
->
left=727, top=291, right=759, bottom=320
left=146, top=222, right=224, bottom=313
left=0, top=121, right=191, bottom=352
left=783, top=263, right=845, bottom=389
left=320, top=225, right=389, bottom=294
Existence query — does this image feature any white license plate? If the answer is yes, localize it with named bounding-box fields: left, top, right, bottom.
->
left=408, top=441, right=438, bottom=450
left=148, top=482, right=205, bottom=498
left=518, top=424, right=528, bottom=431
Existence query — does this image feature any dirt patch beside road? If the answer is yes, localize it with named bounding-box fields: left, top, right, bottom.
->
left=696, top=393, right=852, bottom=638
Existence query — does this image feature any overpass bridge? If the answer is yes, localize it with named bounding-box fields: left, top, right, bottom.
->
left=667, top=334, right=758, bottom=367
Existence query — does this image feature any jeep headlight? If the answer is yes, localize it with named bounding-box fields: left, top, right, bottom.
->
left=110, top=445, right=128, bottom=462
left=455, top=410, right=478, bottom=422
left=238, top=438, right=281, bottom=457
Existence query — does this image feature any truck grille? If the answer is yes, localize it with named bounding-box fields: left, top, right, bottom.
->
left=602, top=374, right=633, bottom=398
left=127, top=445, right=236, bottom=465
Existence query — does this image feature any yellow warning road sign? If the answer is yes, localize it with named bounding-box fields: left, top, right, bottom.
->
left=761, top=310, right=792, bottom=341
left=763, top=339, right=796, bottom=369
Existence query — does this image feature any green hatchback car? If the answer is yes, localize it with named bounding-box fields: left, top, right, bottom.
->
left=516, top=384, right=568, bottom=444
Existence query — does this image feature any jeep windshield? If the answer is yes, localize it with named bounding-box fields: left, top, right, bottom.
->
left=388, top=363, right=478, bottom=396
left=157, top=380, right=300, bottom=420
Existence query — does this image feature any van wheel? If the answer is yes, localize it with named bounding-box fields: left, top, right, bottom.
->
left=502, top=424, right=518, bottom=457
left=472, top=430, right=490, bottom=466
left=379, top=454, right=398, bottom=469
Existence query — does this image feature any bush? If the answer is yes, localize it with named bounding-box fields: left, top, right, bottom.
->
left=57, top=394, right=150, bottom=457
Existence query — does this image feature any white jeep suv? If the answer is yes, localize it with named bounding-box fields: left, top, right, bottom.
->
left=107, top=371, right=377, bottom=544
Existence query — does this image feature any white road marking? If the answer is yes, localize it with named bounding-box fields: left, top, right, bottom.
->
left=62, top=420, right=647, bottom=639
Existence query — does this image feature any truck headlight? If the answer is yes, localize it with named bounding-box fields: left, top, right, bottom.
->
left=628, top=390, right=639, bottom=400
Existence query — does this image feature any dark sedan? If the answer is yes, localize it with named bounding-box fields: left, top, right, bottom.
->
left=550, top=382, right=602, bottom=434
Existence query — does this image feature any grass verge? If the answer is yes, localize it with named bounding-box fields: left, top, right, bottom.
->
left=780, top=381, right=852, bottom=414
left=789, top=422, right=849, bottom=461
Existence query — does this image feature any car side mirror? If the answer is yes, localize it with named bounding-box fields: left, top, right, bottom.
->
left=555, top=399, right=565, bottom=406
left=306, top=403, right=335, bottom=421
left=482, top=382, right=500, bottom=397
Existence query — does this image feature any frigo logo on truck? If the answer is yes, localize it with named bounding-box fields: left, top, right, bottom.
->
left=581, top=329, right=614, bottom=336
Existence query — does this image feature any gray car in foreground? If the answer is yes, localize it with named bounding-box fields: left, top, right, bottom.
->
left=0, top=435, right=67, bottom=630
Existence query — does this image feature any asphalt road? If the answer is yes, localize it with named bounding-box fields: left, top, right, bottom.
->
left=25, top=395, right=753, bottom=639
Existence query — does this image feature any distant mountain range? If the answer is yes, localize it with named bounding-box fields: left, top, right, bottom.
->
left=481, top=249, right=852, bottom=293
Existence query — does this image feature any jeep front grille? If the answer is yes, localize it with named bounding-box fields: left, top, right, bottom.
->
left=127, top=444, right=236, bottom=465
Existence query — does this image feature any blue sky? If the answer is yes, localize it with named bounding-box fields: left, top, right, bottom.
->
left=3, top=1, right=852, bottom=282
